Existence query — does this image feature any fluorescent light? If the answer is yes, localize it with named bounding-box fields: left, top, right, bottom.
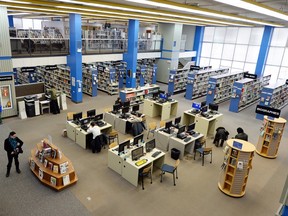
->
left=8, top=12, right=31, bottom=15
left=214, top=0, right=288, bottom=21
left=125, top=0, right=282, bottom=26
left=3, top=0, right=31, bottom=4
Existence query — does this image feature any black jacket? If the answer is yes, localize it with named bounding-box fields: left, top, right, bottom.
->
left=216, top=127, right=229, bottom=140
left=235, top=133, right=248, bottom=141
left=4, top=137, right=23, bottom=155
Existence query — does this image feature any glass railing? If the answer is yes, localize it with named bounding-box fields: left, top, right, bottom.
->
left=138, top=39, right=162, bottom=52
left=10, top=38, right=69, bottom=57
left=81, top=39, right=128, bottom=54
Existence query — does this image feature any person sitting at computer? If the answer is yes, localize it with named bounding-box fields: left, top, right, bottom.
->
left=115, top=97, right=122, bottom=106
left=235, top=127, right=248, bottom=141
left=213, top=127, right=229, bottom=147
left=87, top=122, right=101, bottom=153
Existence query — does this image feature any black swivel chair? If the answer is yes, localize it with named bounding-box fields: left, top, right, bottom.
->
left=160, top=159, right=180, bottom=186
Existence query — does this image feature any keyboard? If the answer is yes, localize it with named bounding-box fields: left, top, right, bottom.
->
left=152, top=151, right=162, bottom=158
left=96, top=120, right=106, bottom=127
left=135, top=159, right=148, bottom=166
left=177, top=133, right=187, bottom=140
left=192, top=133, right=200, bottom=137
left=187, top=130, right=195, bottom=135
left=81, top=125, right=88, bottom=131
left=206, top=115, right=213, bottom=119
left=184, top=137, right=192, bottom=142
left=130, top=111, right=137, bottom=116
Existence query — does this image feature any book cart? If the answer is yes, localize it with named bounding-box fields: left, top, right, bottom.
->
left=218, top=139, right=255, bottom=197
left=29, top=139, right=78, bottom=191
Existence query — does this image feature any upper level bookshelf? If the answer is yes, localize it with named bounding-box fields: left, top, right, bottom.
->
left=185, top=67, right=229, bottom=100
left=206, top=71, right=246, bottom=104
left=229, top=75, right=271, bottom=112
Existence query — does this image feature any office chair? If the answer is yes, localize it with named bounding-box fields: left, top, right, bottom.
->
left=139, top=164, right=153, bottom=190
left=107, top=129, right=119, bottom=145
left=109, top=142, right=118, bottom=149
left=159, top=120, right=166, bottom=128
left=147, top=122, right=157, bottom=139
left=194, top=146, right=213, bottom=166
left=160, top=159, right=180, bottom=186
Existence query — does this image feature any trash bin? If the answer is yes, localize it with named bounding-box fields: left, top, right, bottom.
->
left=171, top=148, right=180, bottom=160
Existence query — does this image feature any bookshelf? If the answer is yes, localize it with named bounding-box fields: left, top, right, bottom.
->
left=229, top=75, right=271, bottom=112
left=36, top=65, right=71, bottom=98
left=206, top=71, right=246, bottom=105
left=256, top=116, right=286, bottom=158
left=115, top=61, right=126, bottom=89
left=218, top=139, right=255, bottom=198
left=29, top=139, right=78, bottom=191
left=17, top=67, right=38, bottom=84
left=136, top=64, right=146, bottom=87
left=168, top=68, right=189, bottom=94
left=82, top=64, right=98, bottom=97
left=185, top=67, right=229, bottom=100
left=97, top=63, right=118, bottom=95
left=119, top=84, right=160, bottom=105
left=256, top=81, right=288, bottom=120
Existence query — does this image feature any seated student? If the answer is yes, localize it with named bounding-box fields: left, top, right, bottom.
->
left=235, top=127, right=248, bottom=141
left=115, top=97, right=122, bottom=106
left=87, top=122, right=101, bottom=153
left=213, top=127, right=229, bottom=147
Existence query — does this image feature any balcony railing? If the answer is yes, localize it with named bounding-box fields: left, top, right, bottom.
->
left=10, top=38, right=162, bottom=57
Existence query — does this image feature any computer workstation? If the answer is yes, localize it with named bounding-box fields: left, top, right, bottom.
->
left=108, top=138, right=165, bottom=187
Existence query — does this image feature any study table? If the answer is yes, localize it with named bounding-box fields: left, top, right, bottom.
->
left=143, top=98, right=178, bottom=121
left=182, top=110, right=223, bottom=138
left=66, top=120, right=112, bottom=149
left=108, top=143, right=165, bottom=187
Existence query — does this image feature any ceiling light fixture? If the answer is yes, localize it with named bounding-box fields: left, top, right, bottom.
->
left=214, top=0, right=288, bottom=21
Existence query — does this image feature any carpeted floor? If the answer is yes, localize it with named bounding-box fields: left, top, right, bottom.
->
left=0, top=83, right=287, bottom=216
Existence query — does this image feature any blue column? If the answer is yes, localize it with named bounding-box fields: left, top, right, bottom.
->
left=255, top=26, right=274, bottom=77
left=123, top=19, right=139, bottom=88
left=192, top=26, right=204, bottom=66
left=8, top=15, right=14, bottom=27
left=67, top=13, right=82, bottom=103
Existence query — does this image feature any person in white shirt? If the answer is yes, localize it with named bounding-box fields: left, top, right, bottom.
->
left=87, top=121, right=101, bottom=139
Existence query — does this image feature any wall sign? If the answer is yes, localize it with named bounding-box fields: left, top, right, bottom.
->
left=244, top=72, right=257, bottom=79
left=0, top=76, right=13, bottom=81
left=255, top=105, right=281, bottom=118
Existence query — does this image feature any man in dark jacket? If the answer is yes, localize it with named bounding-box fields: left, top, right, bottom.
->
left=213, top=127, right=229, bottom=147
left=4, top=131, right=24, bottom=177
left=235, top=127, right=248, bottom=141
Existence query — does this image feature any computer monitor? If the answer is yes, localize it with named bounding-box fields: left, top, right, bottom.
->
left=145, top=139, right=155, bottom=152
left=209, top=103, right=219, bottom=112
left=201, top=105, right=208, bottom=113
left=94, top=113, right=103, bottom=121
left=87, top=109, right=96, bottom=117
left=177, top=125, right=186, bottom=134
left=159, top=93, right=167, bottom=100
left=80, top=118, right=90, bottom=125
left=118, top=140, right=130, bottom=154
left=174, top=116, right=181, bottom=125
left=158, top=90, right=165, bottom=94
left=201, top=101, right=206, bottom=107
left=123, top=101, right=130, bottom=107
left=187, top=123, right=195, bottom=131
left=152, top=92, right=159, bottom=99
left=132, top=104, right=139, bottom=112
left=113, top=104, right=121, bottom=112
left=122, top=106, right=130, bottom=114
left=73, top=112, right=82, bottom=121
left=131, top=146, right=144, bottom=161
left=165, top=121, right=172, bottom=130
left=133, top=133, right=144, bottom=146
left=192, top=102, right=201, bottom=110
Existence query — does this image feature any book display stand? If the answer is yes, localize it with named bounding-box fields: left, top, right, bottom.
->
left=29, top=139, right=78, bottom=191
left=218, top=139, right=255, bottom=197
left=256, top=116, right=286, bottom=158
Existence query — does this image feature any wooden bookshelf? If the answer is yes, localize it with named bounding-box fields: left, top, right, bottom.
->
left=256, top=116, right=286, bottom=159
left=29, top=139, right=78, bottom=191
left=218, top=139, right=255, bottom=197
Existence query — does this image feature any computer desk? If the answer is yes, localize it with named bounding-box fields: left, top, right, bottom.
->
left=154, top=127, right=175, bottom=151
left=143, top=99, right=178, bottom=121
left=108, top=144, right=165, bottom=187
left=182, top=109, right=223, bottom=138
left=169, top=133, right=204, bottom=160
left=66, top=120, right=112, bottom=149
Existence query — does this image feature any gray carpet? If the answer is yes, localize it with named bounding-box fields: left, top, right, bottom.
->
left=0, top=84, right=287, bottom=216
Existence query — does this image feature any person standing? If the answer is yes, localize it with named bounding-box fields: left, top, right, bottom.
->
left=213, top=127, right=229, bottom=147
left=48, top=85, right=60, bottom=114
left=87, top=122, right=101, bottom=153
left=235, top=127, right=248, bottom=141
left=4, top=131, right=24, bottom=177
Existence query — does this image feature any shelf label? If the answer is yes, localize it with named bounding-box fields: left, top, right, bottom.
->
left=255, top=104, right=281, bottom=118
left=0, top=76, right=13, bottom=81
left=190, top=65, right=200, bottom=71
left=45, top=65, right=57, bottom=70
left=21, top=67, right=35, bottom=72
left=244, top=72, right=257, bottom=79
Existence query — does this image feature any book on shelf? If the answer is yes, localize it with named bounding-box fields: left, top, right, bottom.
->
left=50, top=176, right=57, bottom=186
left=230, top=158, right=237, bottom=166
left=58, top=150, right=62, bottom=159
left=48, top=162, right=53, bottom=170
left=231, top=149, right=239, bottom=158
left=53, top=165, right=59, bottom=173
left=62, top=174, right=70, bottom=186
left=30, top=159, right=35, bottom=170
left=51, top=149, right=57, bottom=159
left=39, top=169, right=43, bottom=180
left=44, top=159, right=48, bottom=168
left=60, top=162, right=68, bottom=174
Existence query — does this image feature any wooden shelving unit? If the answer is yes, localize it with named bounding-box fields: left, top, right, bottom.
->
left=256, top=116, right=286, bottom=158
left=218, top=139, right=255, bottom=197
left=29, top=139, right=78, bottom=191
